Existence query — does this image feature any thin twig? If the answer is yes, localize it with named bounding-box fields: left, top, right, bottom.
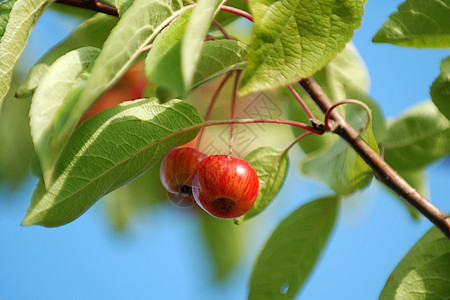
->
left=55, top=0, right=119, bottom=16
left=299, top=76, right=450, bottom=239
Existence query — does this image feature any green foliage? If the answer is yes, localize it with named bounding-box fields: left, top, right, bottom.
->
left=249, top=195, right=339, bottom=300
left=16, top=13, right=117, bottom=98
left=0, top=0, right=54, bottom=109
left=301, top=122, right=379, bottom=195
left=30, top=47, right=99, bottom=187
left=239, top=0, right=366, bottom=95
left=181, top=0, right=225, bottom=90
left=430, top=57, right=450, bottom=120
left=373, top=0, right=450, bottom=48
left=236, top=147, right=288, bottom=223
left=383, top=101, right=450, bottom=171
left=0, top=0, right=17, bottom=40
left=22, top=99, right=203, bottom=227
left=145, top=9, right=248, bottom=95
left=380, top=226, right=450, bottom=299
left=201, top=214, right=244, bottom=279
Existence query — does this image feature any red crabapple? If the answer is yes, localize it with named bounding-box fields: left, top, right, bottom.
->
left=192, top=155, right=259, bottom=219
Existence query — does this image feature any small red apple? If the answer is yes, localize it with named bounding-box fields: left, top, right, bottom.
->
left=160, top=147, right=207, bottom=197
left=192, top=155, right=259, bottom=219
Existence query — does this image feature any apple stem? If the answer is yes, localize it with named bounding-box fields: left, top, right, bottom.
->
left=281, top=131, right=316, bottom=157
left=229, top=71, right=241, bottom=156
left=287, top=85, right=316, bottom=121
left=324, top=99, right=372, bottom=133
left=195, top=73, right=233, bottom=149
left=220, top=6, right=253, bottom=22
left=213, top=20, right=233, bottom=40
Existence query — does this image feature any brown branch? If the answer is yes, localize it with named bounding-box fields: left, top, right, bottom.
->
left=299, top=76, right=450, bottom=239
left=55, top=0, right=119, bottom=17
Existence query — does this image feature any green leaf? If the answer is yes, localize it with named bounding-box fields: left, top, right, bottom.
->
left=373, top=0, right=450, bottom=48
left=383, top=101, right=450, bottom=171
left=73, top=0, right=186, bottom=132
left=105, top=165, right=166, bottom=231
left=239, top=0, right=366, bottom=95
left=146, top=8, right=248, bottom=95
left=0, top=0, right=54, bottom=108
left=181, top=0, right=225, bottom=90
left=430, top=57, right=450, bottom=120
left=16, top=13, right=118, bottom=99
left=214, top=0, right=249, bottom=26
left=29, top=47, right=100, bottom=187
left=0, top=0, right=17, bottom=40
left=235, top=147, right=288, bottom=223
left=380, top=226, right=450, bottom=299
left=248, top=195, right=339, bottom=300
left=301, top=122, right=379, bottom=195
left=201, top=214, right=244, bottom=279
left=116, top=0, right=133, bottom=16
left=0, top=79, right=33, bottom=189
left=22, top=98, right=203, bottom=227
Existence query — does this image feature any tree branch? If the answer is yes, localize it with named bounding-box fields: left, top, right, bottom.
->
left=55, top=0, right=119, bottom=17
left=299, top=76, right=450, bottom=239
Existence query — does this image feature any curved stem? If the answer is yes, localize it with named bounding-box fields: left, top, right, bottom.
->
left=299, top=76, right=450, bottom=239
left=55, top=0, right=119, bottom=16
left=220, top=6, right=253, bottom=22
left=229, top=72, right=241, bottom=155
left=324, top=99, right=372, bottom=133
left=281, top=131, right=315, bottom=157
left=213, top=20, right=233, bottom=39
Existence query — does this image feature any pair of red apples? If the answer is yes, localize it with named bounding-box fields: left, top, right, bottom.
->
left=160, top=147, right=260, bottom=218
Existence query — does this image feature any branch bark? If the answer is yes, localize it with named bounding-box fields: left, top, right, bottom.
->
left=299, top=76, right=450, bottom=239
left=55, top=0, right=119, bottom=17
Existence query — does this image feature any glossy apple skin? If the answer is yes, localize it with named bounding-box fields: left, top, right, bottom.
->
left=160, top=147, right=207, bottom=196
left=192, top=155, right=259, bottom=219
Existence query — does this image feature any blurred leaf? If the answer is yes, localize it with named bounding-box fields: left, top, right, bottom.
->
left=380, top=226, right=450, bottom=299
left=181, top=0, right=225, bottom=90
left=0, top=0, right=54, bottom=109
left=0, top=0, right=17, bottom=39
left=30, top=47, right=99, bottom=187
left=0, top=83, right=33, bottom=190
left=430, top=57, right=450, bottom=120
left=239, top=0, right=366, bottom=95
left=22, top=99, right=203, bottom=227
left=249, top=195, right=339, bottom=300
left=389, top=168, right=427, bottom=220
left=146, top=8, right=248, bottom=95
left=373, top=0, right=450, bottom=48
left=105, top=165, right=166, bottom=231
left=73, top=0, right=187, bottom=137
left=384, top=101, right=450, bottom=170
left=100, top=0, right=116, bottom=7
left=235, top=147, right=288, bottom=223
left=301, top=121, right=379, bottom=195
left=201, top=214, right=244, bottom=279
left=16, top=13, right=118, bottom=98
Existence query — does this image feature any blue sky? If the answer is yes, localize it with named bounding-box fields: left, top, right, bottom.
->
left=1, top=1, right=449, bottom=299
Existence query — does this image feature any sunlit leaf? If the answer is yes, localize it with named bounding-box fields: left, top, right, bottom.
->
left=0, top=0, right=54, bottom=108
left=181, top=0, right=225, bottom=90
left=201, top=214, right=244, bottom=279
left=22, top=99, right=203, bottom=227
left=373, top=0, right=450, bottom=48
left=30, top=47, right=99, bottom=187
left=380, top=226, right=450, bottom=299
left=16, top=13, right=117, bottom=98
left=383, top=101, right=450, bottom=170
left=116, top=0, right=133, bottom=15
left=430, top=57, right=450, bottom=120
left=0, top=0, right=17, bottom=40
left=239, top=0, right=366, bottom=95
left=249, top=195, right=339, bottom=300
left=235, top=147, right=288, bottom=223
left=146, top=8, right=248, bottom=95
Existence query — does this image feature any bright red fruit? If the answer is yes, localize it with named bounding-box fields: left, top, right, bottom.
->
left=192, top=155, right=259, bottom=219
left=160, top=147, right=207, bottom=197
